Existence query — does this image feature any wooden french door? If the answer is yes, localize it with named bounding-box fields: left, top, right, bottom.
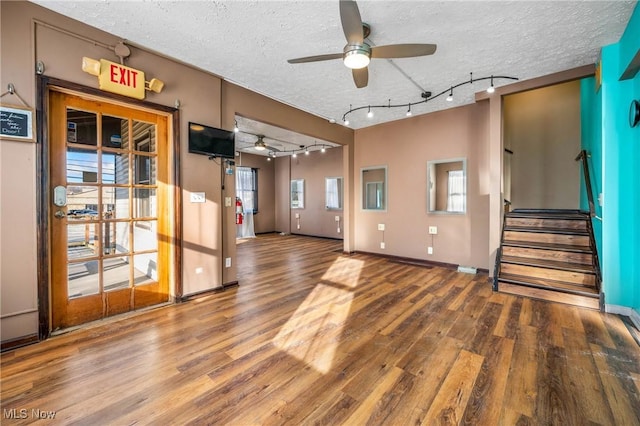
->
left=49, top=91, right=170, bottom=330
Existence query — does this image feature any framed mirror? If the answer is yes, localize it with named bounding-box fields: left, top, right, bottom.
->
left=325, top=177, right=343, bottom=210
left=291, top=179, right=304, bottom=209
left=362, top=166, right=387, bottom=211
left=427, top=158, right=466, bottom=214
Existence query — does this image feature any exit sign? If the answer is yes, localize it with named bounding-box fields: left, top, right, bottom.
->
left=97, top=59, right=145, bottom=100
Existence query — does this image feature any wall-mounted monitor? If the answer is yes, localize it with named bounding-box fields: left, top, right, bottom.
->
left=188, top=122, right=235, bottom=159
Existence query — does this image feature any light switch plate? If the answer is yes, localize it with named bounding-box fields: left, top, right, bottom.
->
left=378, top=224, right=385, bottom=231
left=225, top=196, right=232, bottom=207
left=225, top=257, right=231, bottom=268
left=190, top=192, right=206, bottom=203
left=429, top=226, right=438, bottom=235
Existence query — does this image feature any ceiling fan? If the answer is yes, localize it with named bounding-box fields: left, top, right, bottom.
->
left=252, top=135, right=282, bottom=152
left=287, top=0, right=437, bottom=88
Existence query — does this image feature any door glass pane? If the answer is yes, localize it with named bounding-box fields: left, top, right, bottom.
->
left=134, top=155, right=156, bottom=185
left=67, top=149, right=98, bottom=183
left=102, top=152, right=129, bottom=184
left=103, top=187, right=129, bottom=219
left=102, top=115, right=128, bottom=150
left=104, top=256, right=130, bottom=292
left=133, top=121, right=155, bottom=153
left=67, top=223, right=100, bottom=259
left=68, top=260, right=100, bottom=298
left=67, top=186, right=100, bottom=220
left=67, top=109, right=97, bottom=146
left=133, top=220, right=157, bottom=252
left=134, top=188, right=156, bottom=218
left=133, top=252, right=157, bottom=286
left=103, top=221, right=130, bottom=255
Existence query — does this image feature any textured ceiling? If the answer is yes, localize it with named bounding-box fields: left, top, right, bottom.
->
left=33, top=0, right=635, bottom=135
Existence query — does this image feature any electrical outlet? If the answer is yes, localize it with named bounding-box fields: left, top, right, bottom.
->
left=225, top=257, right=232, bottom=268
left=429, top=226, right=438, bottom=235
left=297, top=224, right=301, bottom=229
left=190, top=192, right=206, bottom=203
left=337, top=228, right=341, bottom=233
left=380, top=242, right=385, bottom=249
left=378, top=224, right=385, bottom=231
left=225, top=196, right=232, bottom=207
left=335, top=215, right=340, bottom=222
left=428, top=246, right=433, bottom=255
left=295, top=213, right=300, bottom=219
left=195, top=267, right=203, bottom=274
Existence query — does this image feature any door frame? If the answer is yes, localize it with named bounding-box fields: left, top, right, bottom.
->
left=36, top=76, right=182, bottom=340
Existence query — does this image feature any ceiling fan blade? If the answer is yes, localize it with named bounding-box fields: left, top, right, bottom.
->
left=340, top=0, right=364, bottom=44
left=371, top=44, right=437, bottom=59
left=352, top=67, right=368, bottom=88
left=265, top=144, right=281, bottom=152
left=288, top=53, right=343, bottom=64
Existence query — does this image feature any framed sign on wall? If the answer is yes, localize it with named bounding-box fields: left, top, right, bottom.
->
left=0, top=104, right=35, bottom=142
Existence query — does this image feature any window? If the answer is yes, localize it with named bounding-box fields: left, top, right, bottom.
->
left=236, top=167, right=258, bottom=213
left=291, top=179, right=304, bottom=209
left=325, top=177, right=343, bottom=210
left=447, top=170, right=465, bottom=213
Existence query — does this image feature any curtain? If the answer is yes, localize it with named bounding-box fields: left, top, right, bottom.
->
left=447, top=170, right=464, bottom=212
left=235, top=167, right=255, bottom=212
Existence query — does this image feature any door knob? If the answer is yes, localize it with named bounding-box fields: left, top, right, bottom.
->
left=54, top=210, right=66, bottom=219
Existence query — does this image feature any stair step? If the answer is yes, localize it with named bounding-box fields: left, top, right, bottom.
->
left=504, top=230, right=590, bottom=247
left=500, top=262, right=595, bottom=285
left=504, top=225, right=589, bottom=236
left=498, top=272, right=598, bottom=296
left=502, top=245, right=593, bottom=265
left=498, top=282, right=600, bottom=310
left=505, top=217, right=588, bottom=230
left=501, top=240, right=592, bottom=254
left=508, top=209, right=586, bottom=219
left=500, top=255, right=594, bottom=274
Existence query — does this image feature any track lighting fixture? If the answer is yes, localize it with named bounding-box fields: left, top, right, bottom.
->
left=292, top=152, right=297, bottom=158
left=486, top=76, right=495, bottom=94
left=305, top=149, right=310, bottom=155
left=321, top=147, right=326, bottom=153
left=446, top=88, right=453, bottom=102
left=233, top=120, right=239, bottom=133
left=267, top=157, right=271, bottom=161
left=340, top=73, right=518, bottom=124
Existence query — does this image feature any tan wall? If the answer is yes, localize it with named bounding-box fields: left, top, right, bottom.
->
left=0, top=1, right=352, bottom=343
left=236, top=152, right=275, bottom=233
left=274, top=156, right=291, bottom=234
left=290, top=147, right=344, bottom=239
left=354, top=103, right=490, bottom=269
left=504, top=80, right=581, bottom=209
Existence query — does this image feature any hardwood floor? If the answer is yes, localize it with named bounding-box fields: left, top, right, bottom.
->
left=2, top=234, right=639, bottom=425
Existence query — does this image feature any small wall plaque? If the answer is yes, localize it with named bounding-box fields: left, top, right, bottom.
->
left=0, top=104, right=35, bottom=142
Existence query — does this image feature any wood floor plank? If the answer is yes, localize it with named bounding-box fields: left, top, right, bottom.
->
left=1, top=234, right=639, bottom=425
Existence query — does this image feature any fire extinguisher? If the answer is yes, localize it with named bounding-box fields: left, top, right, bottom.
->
left=235, top=197, right=243, bottom=225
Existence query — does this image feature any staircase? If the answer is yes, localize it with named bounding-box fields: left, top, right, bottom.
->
left=494, top=209, right=602, bottom=310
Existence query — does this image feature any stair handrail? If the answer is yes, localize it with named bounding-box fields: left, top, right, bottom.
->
left=575, top=150, right=598, bottom=219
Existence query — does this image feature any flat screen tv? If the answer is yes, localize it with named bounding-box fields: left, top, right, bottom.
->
left=188, top=122, right=235, bottom=159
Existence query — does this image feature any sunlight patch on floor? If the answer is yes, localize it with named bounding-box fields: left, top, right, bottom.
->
left=273, top=256, right=364, bottom=373
left=321, top=256, right=365, bottom=289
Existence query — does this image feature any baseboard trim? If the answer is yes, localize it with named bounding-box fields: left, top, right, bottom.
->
left=1, top=334, right=39, bottom=352
left=355, top=250, right=458, bottom=270
left=180, top=282, right=239, bottom=301
left=605, top=304, right=640, bottom=329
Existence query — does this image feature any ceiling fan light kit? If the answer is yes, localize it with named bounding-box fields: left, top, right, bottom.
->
left=343, top=44, right=371, bottom=69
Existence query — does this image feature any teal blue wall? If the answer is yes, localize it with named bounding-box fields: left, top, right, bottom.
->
left=580, top=77, right=603, bottom=258
left=600, top=3, right=640, bottom=314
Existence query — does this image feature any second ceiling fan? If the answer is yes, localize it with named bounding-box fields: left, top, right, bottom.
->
left=287, top=0, right=437, bottom=88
